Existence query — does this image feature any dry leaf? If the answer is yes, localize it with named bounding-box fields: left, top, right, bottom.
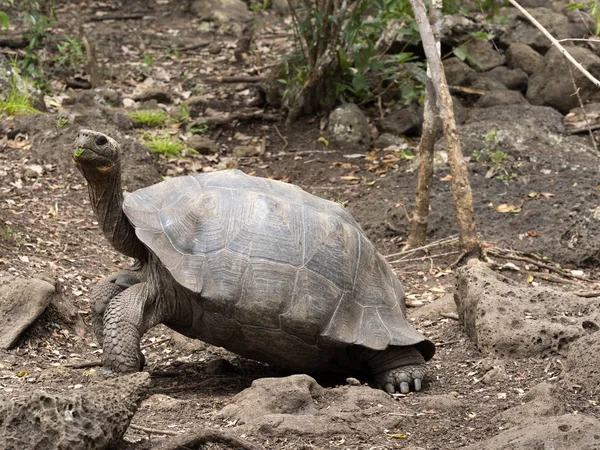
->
left=540, top=192, right=555, bottom=198
left=527, top=273, right=534, bottom=283
left=527, top=230, right=538, bottom=237
left=440, top=174, right=452, bottom=182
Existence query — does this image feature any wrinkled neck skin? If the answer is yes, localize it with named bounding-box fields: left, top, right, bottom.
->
left=84, top=165, right=146, bottom=262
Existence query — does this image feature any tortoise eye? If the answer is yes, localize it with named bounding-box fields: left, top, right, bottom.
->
left=95, top=135, right=108, bottom=146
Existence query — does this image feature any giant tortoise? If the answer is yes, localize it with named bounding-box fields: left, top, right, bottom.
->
left=73, top=129, right=435, bottom=393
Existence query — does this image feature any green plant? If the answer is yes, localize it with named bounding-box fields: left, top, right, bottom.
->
left=488, top=150, right=507, bottom=165
left=174, top=104, right=191, bottom=122
left=56, top=115, right=69, bottom=128
left=250, top=0, right=270, bottom=13
left=143, top=133, right=194, bottom=157
left=0, top=72, right=39, bottom=116
left=128, top=109, right=169, bottom=128
left=0, top=226, right=25, bottom=247
left=188, top=121, right=209, bottom=135
left=143, top=53, right=154, bottom=67
left=55, top=36, right=86, bottom=71
left=568, top=2, right=600, bottom=35
left=471, top=151, right=480, bottom=162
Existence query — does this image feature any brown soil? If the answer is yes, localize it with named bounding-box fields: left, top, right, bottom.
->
left=0, top=2, right=599, bottom=449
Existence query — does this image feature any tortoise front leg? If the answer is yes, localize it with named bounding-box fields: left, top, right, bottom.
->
left=90, top=270, right=142, bottom=346
left=362, top=346, right=427, bottom=394
left=101, top=282, right=163, bottom=377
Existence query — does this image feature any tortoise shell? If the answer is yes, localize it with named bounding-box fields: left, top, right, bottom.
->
left=123, top=169, right=434, bottom=366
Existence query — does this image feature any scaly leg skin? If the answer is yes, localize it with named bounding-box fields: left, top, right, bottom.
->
left=102, top=282, right=162, bottom=378
left=90, top=279, right=124, bottom=346
left=365, top=346, right=427, bottom=394
left=90, top=270, right=142, bottom=346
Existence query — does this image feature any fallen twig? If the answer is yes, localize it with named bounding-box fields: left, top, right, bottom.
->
left=157, top=428, right=266, bottom=450
left=385, top=235, right=459, bottom=259
left=440, top=312, right=459, bottom=321
left=129, top=424, right=180, bottom=436
left=208, top=75, right=266, bottom=83
left=528, top=271, right=580, bottom=285
left=177, top=41, right=210, bottom=52
left=201, top=110, right=280, bottom=126
left=141, top=337, right=171, bottom=350
left=488, top=249, right=596, bottom=283
left=574, top=291, right=600, bottom=298
left=88, top=12, right=147, bottom=21
left=436, top=339, right=461, bottom=347
left=387, top=250, right=459, bottom=265
left=274, top=125, right=288, bottom=150
left=64, top=360, right=102, bottom=369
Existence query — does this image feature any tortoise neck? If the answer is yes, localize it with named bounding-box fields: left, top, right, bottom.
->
left=86, top=166, right=146, bottom=261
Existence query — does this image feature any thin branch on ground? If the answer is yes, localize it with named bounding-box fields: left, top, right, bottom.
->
left=488, top=249, right=596, bottom=282
left=200, top=110, right=280, bottom=126
left=64, top=360, right=102, bottom=369
left=436, top=339, right=461, bottom=346
left=387, top=251, right=459, bottom=265
left=440, top=313, right=459, bottom=320
left=129, top=424, right=180, bottom=436
left=88, top=13, right=147, bottom=21
left=177, top=41, right=210, bottom=52
left=384, top=235, right=459, bottom=259
left=574, top=291, right=600, bottom=298
left=208, top=75, right=266, bottom=83
left=141, top=337, right=171, bottom=350
left=274, top=125, right=288, bottom=150
left=528, top=271, right=581, bottom=285
left=157, top=428, right=266, bottom=450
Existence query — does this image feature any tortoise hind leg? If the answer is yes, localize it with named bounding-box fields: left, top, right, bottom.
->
left=361, top=346, right=427, bottom=394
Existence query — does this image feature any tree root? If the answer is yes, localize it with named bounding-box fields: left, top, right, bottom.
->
left=157, top=428, right=265, bottom=450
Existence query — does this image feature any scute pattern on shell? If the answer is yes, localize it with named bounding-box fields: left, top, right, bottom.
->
left=123, top=170, right=432, bottom=355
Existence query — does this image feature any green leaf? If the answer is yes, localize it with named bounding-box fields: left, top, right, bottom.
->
left=452, top=46, right=469, bottom=61
left=0, top=12, right=9, bottom=30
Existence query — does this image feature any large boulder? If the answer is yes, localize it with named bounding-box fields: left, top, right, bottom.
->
left=0, top=373, right=150, bottom=449
left=464, top=39, right=506, bottom=71
left=190, top=0, right=252, bottom=33
left=454, top=264, right=600, bottom=357
left=505, top=42, right=544, bottom=76
left=443, top=57, right=475, bottom=86
left=562, top=331, right=600, bottom=394
left=0, top=276, right=58, bottom=349
left=462, top=414, right=600, bottom=450
left=475, top=90, right=526, bottom=108
left=527, top=46, right=600, bottom=113
left=500, top=7, right=570, bottom=53
left=492, top=382, right=565, bottom=426
left=216, top=374, right=408, bottom=438
left=327, top=103, right=372, bottom=151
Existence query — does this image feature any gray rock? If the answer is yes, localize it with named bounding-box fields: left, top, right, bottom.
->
left=439, top=14, right=481, bottom=46
left=0, top=372, right=149, bottom=450
left=464, top=39, right=506, bottom=71
left=505, top=42, right=544, bottom=75
left=0, top=54, right=46, bottom=112
left=184, top=95, right=207, bottom=118
left=327, top=103, right=371, bottom=151
left=170, top=331, right=207, bottom=353
left=493, top=382, right=565, bottom=426
left=463, top=72, right=508, bottom=92
left=486, top=66, right=529, bottom=92
left=111, top=112, right=134, bottom=130
left=562, top=331, right=600, bottom=394
left=233, top=144, right=263, bottom=157
left=0, top=276, right=58, bottom=349
left=186, top=134, right=219, bottom=155
left=416, top=392, right=465, bottom=412
left=501, top=7, right=570, bottom=53
left=132, top=87, right=173, bottom=104
left=410, top=293, right=457, bottom=322
left=527, top=46, right=600, bottom=113
left=454, top=264, right=600, bottom=357
left=373, top=133, right=410, bottom=149
left=379, top=105, right=422, bottom=137
left=216, top=374, right=405, bottom=438
left=443, top=57, right=475, bottom=86
left=475, top=90, right=526, bottom=108
left=190, top=0, right=252, bottom=34
left=465, top=104, right=565, bottom=134
left=463, top=414, right=600, bottom=450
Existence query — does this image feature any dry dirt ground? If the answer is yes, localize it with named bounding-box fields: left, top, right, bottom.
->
left=0, top=1, right=599, bottom=449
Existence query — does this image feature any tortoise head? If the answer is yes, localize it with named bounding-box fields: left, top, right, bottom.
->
left=73, top=129, right=121, bottom=178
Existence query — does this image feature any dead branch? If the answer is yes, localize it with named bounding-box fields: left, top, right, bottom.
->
left=574, top=291, right=600, bottom=298
left=129, top=424, right=180, bottom=436
left=528, top=271, right=580, bottom=285
left=88, top=13, right=146, bottom=22
left=440, top=312, right=459, bottom=320
left=208, top=76, right=266, bottom=83
left=406, top=0, right=441, bottom=249
left=199, top=110, right=280, bottom=126
left=436, top=339, right=461, bottom=346
left=387, top=251, right=459, bottom=265
left=177, top=41, right=210, bottom=52
left=274, top=125, right=289, bottom=150
left=488, top=249, right=596, bottom=283
left=384, top=235, right=459, bottom=259
left=141, top=337, right=171, bottom=350
left=409, top=0, right=481, bottom=257
left=157, top=428, right=266, bottom=450
left=507, top=0, right=600, bottom=89
left=64, top=360, right=102, bottom=369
